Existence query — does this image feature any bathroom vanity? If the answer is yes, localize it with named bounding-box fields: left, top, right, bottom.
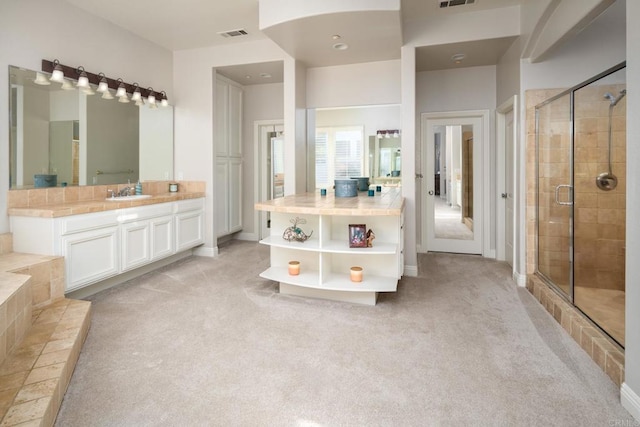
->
left=255, top=188, right=404, bottom=305
left=9, top=191, right=205, bottom=295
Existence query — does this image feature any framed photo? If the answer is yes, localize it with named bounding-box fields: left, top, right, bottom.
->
left=348, top=224, right=367, bottom=248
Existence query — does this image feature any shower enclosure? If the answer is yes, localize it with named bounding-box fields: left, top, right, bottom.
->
left=535, top=62, right=626, bottom=347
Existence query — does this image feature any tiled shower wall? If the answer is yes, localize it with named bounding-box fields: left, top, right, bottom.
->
left=573, top=84, right=626, bottom=291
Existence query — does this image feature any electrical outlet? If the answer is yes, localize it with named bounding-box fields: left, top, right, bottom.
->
left=92, top=176, right=97, bottom=184
left=164, top=171, right=169, bottom=179
left=177, top=172, right=184, bottom=180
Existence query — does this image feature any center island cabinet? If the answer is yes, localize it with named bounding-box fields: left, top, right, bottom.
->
left=254, top=189, right=404, bottom=305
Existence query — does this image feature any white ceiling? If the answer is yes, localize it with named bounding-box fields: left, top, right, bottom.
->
left=62, top=0, right=523, bottom=80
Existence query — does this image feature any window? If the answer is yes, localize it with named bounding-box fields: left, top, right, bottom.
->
left=315, top=126, right=364, bottom=188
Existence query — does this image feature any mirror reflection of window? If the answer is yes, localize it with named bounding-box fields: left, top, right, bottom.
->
left=315, top=126, right=364, bottom=188
left=379, top=148, right=392, bottom=177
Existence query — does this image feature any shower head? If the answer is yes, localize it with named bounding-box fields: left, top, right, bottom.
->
left=604, top=90, right=627, bottom=107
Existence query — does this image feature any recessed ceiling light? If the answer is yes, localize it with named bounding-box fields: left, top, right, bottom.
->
left=451, top=53, right=466, bottom=63
left=332, top=34, right=341, bottom=40
left=245, top=75, right=251, bottom=79
left=333, top=43, right=349, bottom=50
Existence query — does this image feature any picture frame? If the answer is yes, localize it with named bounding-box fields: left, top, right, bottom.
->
left=348, top=224, right=367, bottom=248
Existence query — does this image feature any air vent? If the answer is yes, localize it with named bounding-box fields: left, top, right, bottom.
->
left=439, top=0, right=475, bottom=8
left=218, top=28, right=248, bottom=38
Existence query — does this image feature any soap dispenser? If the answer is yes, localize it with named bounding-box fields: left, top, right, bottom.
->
left=135, top=180, right=142, bottom=195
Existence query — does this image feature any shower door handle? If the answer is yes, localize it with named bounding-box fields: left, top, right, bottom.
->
left=554, top=184, right=573, bottom=206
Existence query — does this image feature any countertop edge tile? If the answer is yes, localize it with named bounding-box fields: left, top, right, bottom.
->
left=8, top=192, right=205, bottom=218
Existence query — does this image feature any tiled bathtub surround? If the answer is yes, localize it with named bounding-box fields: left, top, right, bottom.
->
left=0, top=233, right=92, bottom=426
left=0, top=298, right=91, bottom=426
left=0, top=273, right=32, bottom=367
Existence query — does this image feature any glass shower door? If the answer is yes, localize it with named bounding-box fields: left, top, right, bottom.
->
left=536, top=93, right=573, bottom=298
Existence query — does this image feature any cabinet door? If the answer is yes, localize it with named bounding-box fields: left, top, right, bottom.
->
left=229, top=158, right=243, bottom=233
left=215, top=80, right=229, bottom=156
left=176, top=210, right=204, bottom=252
left=228, top=83, right=243, bottom=157
left=216, top=159, right=229, bottom=236
left=121, top=221, right=151, bottom=272
left=150, top=215, right=174, bottom=261
left=62, top=226, right=119, bottom=292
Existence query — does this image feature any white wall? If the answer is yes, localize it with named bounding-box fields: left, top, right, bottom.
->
left=417, top=66, right=497, bottom=113
left=0, top=0, right=173, bottom=233
left=241, top=82, right=284, bottom=237
left=306, top=60, right=401, bottom=108
left=521, top=0, right=626, bottom=91
left=315, top=105, right=401, bottom=139
left=173, top=39, right=286, bottom=254
left=496, top=38, right=522, bottom=107
left=139, top=106, right=174, bottom=181
left=624, top=0, right=640, bottom=420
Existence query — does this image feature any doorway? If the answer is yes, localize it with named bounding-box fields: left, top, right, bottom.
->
left=420, top=111, right=489, bottom=255
left=496, top=96, right=518, bottom=269
left=255, top=120, right=284, bottom=240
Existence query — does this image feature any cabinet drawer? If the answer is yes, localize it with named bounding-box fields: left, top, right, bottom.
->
left=61, top=211, right=119, bottom=235
left=175, top=198, right=205, bottom=213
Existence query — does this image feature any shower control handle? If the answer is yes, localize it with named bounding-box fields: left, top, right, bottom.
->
left=554, top=184, right=573, bottom=206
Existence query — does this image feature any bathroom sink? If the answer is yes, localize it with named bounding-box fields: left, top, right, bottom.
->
left=105, top=194, right=152, bottom=201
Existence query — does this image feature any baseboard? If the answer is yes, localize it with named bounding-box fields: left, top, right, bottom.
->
left=485, top=249, right=496, bottom=259
left=513, top=271, right=527, bottom=287
left=66, top=250, right=193, bottom=299
left=194, top=245, right=217, bottom=257
left=404, top=265, right=418, bottom=277
left=235, top=232, right=258, bottom=242
left=621, top=382, right=640, bottom=422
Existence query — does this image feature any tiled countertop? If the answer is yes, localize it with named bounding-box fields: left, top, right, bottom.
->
left=8, top=192, right=205, bottom=218
left=255, top=188, right=404, bottom=216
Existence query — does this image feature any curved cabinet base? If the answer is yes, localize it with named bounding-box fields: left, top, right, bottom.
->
left=279, top=283, right=378, bottom=306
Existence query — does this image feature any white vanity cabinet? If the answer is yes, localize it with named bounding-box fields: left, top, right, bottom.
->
left=10, top=198, right=205, bottom=293
left=255, top=191, right=405, bottom=306
left=62, top=223, right=120, bottom=292
left=120, top=203, right=175, bottom=273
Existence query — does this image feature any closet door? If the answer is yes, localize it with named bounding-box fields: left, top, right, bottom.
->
left=215, top=80, right=229, bottom=156
left=216, top=159, right=229, bottom=237
left=229, top=158, right=243, bottom=233
left=228, top=83, right=243, bottom=157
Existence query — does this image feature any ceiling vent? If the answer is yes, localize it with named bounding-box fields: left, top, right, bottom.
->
left=218, top=28, right=248, bottom=38
left=439, top=0, right=475, bottom=8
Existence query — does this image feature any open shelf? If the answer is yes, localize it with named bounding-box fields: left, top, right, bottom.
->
left=259, top=236, right=320, bottom=252
left=260, top=236, right=396, bottom=255
left=259, top=266, right=397, bottom=293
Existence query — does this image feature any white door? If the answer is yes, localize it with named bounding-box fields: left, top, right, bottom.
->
left=423, top=116, right=483, bottom=254
left=504, top=109, right=514, bottom=266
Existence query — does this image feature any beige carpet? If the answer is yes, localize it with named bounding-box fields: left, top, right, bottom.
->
left=55, top=241, right=633, bottom=426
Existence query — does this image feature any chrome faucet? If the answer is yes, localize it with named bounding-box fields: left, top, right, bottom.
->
left=118, top=187, right=133, bottom=197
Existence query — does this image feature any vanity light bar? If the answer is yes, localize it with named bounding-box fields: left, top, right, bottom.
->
left=41, top=59, right=168, bottom=104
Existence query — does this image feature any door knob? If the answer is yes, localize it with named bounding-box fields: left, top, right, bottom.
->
left=501, top=193, right=508, bottom=199
left=428, top=190, right=434, bottom=195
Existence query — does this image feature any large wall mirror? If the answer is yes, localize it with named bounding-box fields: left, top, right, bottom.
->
left=8, top=65, right=173, bottom=189
left=313, top=104, right=401, bottom=189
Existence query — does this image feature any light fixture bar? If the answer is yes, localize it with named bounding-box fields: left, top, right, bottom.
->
left=41, top=59, right=166, bottom=102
